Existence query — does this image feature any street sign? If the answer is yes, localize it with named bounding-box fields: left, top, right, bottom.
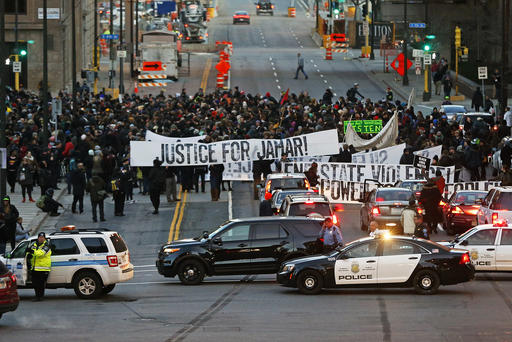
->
left=362, top=21, right=369, bottom=36
left=100, top=34, right=119, bottom=40
left=117, top=50, right=127, bottom=58
left=215, top=61, right=230, bottom=74
left=38, top=8, right=60, bottom=20
left=412, top=49, right=423, bottom=58
left=51, top=98, right=62, bottom=121
left=415, top=57, right=422, bottom=75
left=12, top=62, right=21, bottom=73
left=390, top=53, right=412, bottom=77
left=409, top=23, right=426, bottom=29
left=413, top=155, right=431, bottom=170
left=142, top=61, right=163, bottom=71
left=478, top=66, right=488, bottom=80
left=424, top=54, right=432, bottom=66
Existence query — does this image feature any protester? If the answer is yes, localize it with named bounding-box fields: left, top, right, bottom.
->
left=0, top=196, right=19, bottom=254
left=17, top=157, right=35, bottom=203
left=148, top=159, right=166, bottom=214
left=71, top=162, right=87, bottom=214
left=86, top=174, right=107, bottom=222
left=15, top=217, right=29, bottom=242
left=419, top=179, right=442, bottom=234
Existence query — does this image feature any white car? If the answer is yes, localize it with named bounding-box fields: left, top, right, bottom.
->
left=259, top=173, right=310, bottom=202
left=438, top=220, right=512, bottom=271
left=477, top=187, right=512, bottom=225
left=1, top=227, right=134, bottom=298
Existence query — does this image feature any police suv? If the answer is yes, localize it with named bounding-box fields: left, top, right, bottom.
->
left=438, top=219, right=512, bottom=271
left=0, top=227, right=134, bottom=298
left=277, top=233, right=474, bottom=295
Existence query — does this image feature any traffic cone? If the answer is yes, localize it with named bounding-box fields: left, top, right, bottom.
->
left=216, top=73, right=224, bottom=88
left=325, top=46, right=332, bottom=60
left=134, top=81, right=138, bottom=94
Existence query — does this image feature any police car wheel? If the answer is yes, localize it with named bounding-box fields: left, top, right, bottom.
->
left=73, top=271, right=104, bottom=299
left=413, top=270, right=440, bottom=295
left=103, top=284, right=116, bottom=294
left=297, top=270, right=323, bottom=295
left=177, top=259, right=205, bottom=285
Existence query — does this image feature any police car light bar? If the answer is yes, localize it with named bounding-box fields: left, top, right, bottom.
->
left=493, top=219, right=508, bottom=227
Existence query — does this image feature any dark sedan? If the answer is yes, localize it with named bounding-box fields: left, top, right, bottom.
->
left=442, top=190, right=487, bottom=235
left=277, top=234, right=475, bottom=295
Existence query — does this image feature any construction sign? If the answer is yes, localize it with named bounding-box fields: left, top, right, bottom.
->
left=142, top=61, right=164, bottom=71
left=215, top=61, right=230, bottom=74
left=390, top=53, right=412, bottom=77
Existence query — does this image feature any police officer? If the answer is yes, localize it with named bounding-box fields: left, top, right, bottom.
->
left=318, top=217, right=343, bottom=253
left=27, top=232, right=52, bottom=301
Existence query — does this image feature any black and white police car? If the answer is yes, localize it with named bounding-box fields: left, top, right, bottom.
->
left=438, top=219, right=512, bottom=272
left=277, top=233, right=475, bottom=295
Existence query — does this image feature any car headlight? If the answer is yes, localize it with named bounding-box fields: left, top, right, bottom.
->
left=163, top=247, right=180, bottom=254
left=282, top=264, right=295, bottom=272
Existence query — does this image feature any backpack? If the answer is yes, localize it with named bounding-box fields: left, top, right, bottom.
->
left=111, top=179, right=120, bottom=192
left=36, top=195, right=46, bottom=209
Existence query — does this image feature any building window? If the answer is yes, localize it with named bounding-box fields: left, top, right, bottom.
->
left=5, top=0, right=27, bottom=15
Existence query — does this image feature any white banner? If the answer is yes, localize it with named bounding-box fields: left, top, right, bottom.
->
left=131, top=129, right=340, bottom=166
left=222, top=162, right=253, bottom=181
left=344, top=113, right=398, bottom=151
left=283, top=162, right=455, bottom=184
left=351, top=144, right=442, bottom=164
left=145, top=130, right=207, bottom=143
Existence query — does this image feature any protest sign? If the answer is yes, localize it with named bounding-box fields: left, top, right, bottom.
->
left=145, top=130, right=206, bottom=143
left=345, top=113, right=398, bottom=151
left=351, top=144, right=442, bottom=164
left=343, top=120, right=382, bottom=134
left=131, top=129, right=340, bottom=166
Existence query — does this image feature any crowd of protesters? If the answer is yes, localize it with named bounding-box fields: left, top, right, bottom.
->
left=0, top=81, right=510, bottom=250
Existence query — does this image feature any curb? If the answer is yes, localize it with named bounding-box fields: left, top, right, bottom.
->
left=30, top=186, right=67, bottom=235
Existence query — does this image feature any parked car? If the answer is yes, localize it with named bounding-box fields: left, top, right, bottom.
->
left=477, top=187, right=512, bottom=225
left=0, top=259, right=19, bottom=319
left=442, top=190, right=487, bottom=235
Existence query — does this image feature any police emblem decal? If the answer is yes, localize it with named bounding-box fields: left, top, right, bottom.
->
left=351, top=263, right=360, bottom=273
left=470, top=250, right=479, bottom=260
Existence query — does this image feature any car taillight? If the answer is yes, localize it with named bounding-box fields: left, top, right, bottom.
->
left=417, top=207, right=424, bottom=215
left=107, top=255, right=119, bottom=267
left=492, top=212, right=499, bottom=224
left=372, top=207, right=380, bottom=215
left=460, top=253, right=471, bottom=265
left=376, top=197, right=384, bottom=202
left=451, top=206, right=464, bottom=214
left=332, top=215, right=338, bottom=224
left=465, top=208, right=479, bottom=215
left=305, top=200, right=314, bottom=204
left=439, top=200, right=447, bottom=207
left=257, top=5, right=260, bottom=8
left=415, top=191, right=421, bottom=197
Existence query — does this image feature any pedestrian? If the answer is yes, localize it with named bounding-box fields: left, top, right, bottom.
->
left=209, top=163, right=224, bottom=201
left=294, top=53, right=308, bottom=80
left=304, top=162, right=319, bottom=187
left=400, top=198, right=417, bottom=235
left=193, top=165, right=207, bottom=193
left=493, top=69, right=501, bottom=99
left=259, top=192, right=274, bottom=216
left=399, top=148, right=414, bottom=165
left=41, top=188, right=64, bottom=216
left=434, top=69, right=443, bottom=95
left=484, top=96, right=494, bottom=112
left=504, top=107, right=512, bottom=136
left=15, top=217, right=29, bottom=242
left=38, top=160, right=52, bottom=197
left=413, top=214, right=430, bottom=240
left=346, top=83, right=364, bottom=103
left=111, top=171, right=125, bottom=217
left=0, top=196, right=19, bottom=254
left=165, top=166, right=179, bottom=202
left=432, top=170, right=446, bottom=196
left=17, top=157, right=35, bottom=203
left=26, top=232, right=51, bottom=301
left=419, top=179, right=442, bottom=234
left=86, top=174, right=107, bottom=222
left=471, top=87, right=483, bottom=111
left=6, top=150, right=19, bottom=193
left=148, top=159, right=166, bottom=214
left=70, top=162, right=87, bottom=214
left=318, top=217, right=343, bottom=253
left=442, top=75, right=452, bottom=98
left=386, top=87, right=393, bottom=102
left=368, top=220, right=383, bottom=237
left=464, top=138, right=483, bottom=181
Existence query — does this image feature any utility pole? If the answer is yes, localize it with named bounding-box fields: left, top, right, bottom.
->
left=109, top=0, right=114, bottom=88
left=72, top=0, right=77, bottom=115
left=0, top=0, right=6, bottom=196
left=119, top=0, right=125, bottom=94
left=129, top=0, right=135, bottom=77
left=94, top=0, right=99, bottom=94
left=369, top=0, right=375, bottom=60
left=43, top=0, right=49, bottom=145
left=14, top=0, right=19, bottom=91
left=135, top=0, right=139, bottom=59
left=402, top=0, right=409, bottom=86
left=502, top=0, right=509, bottom=114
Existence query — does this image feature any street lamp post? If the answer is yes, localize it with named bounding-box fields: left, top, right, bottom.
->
left=402, top=0, right=409, bottom=86
left=109, top=0, right=114, bottom=88
left=42, top=0, right=49, bottom=146
left=119, top=0, right=125, bottom=94
left=0, top=1, right=6, bottom=196
left=93, top=0, right=98, bottom=94
left=369, top=0, right=375, bottom=60
left=72, top=0, right=77, bottom=116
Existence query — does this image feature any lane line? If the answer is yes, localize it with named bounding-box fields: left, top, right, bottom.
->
left=228, top=190, right=233, bottom=220
left=200, top=57, right=212, bottom=90
left=173, top=191, right=188, bottom=241
left=167, top=186, right=183, bottom=243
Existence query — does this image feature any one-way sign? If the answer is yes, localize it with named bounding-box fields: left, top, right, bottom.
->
left=414, top=155, right=431, bottom=170
left=142, top=61, right=163, bottom=71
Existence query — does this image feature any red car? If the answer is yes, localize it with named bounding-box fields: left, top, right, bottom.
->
left=442, top=190, right=487, bottom=235
left=0, top=260, right=19, bottom=319
left=233, top=11, right=250, bottom=24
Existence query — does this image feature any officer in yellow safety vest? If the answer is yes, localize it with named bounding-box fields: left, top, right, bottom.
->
left=27, top=232, right=52, bottom=301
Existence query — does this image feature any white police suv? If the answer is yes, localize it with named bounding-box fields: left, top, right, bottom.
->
left=439, top=219, right=512, bottom=271
left=0, top=227, right=134, bottom=298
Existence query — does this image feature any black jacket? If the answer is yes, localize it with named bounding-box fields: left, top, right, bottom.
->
left=148, top=167, right=166, bottom=191
left=259, top=200, right=273, bottom=216
left=71, top=169, right=87, bottom=195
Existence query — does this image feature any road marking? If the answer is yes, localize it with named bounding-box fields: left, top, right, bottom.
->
left=167, top=186, right=183, bottom=243
left=272, top=67, right=275, bottom=70
left=329, top=86, right=333, bottom=89
left=273, top=72, right=277, bottom=77
left=173, top=191, right=188, bottom=241
left=334, top=93, right=337, bottom=96
left=200, top=57, right=212, bottom=90
left=314, top=64, right=317, bottom=67
left=275, top=79, right=279, bottom=83
left=310, top=59, right=314, bottom=63
left=300, top=45, right=303, bottom=48
left=228, top=190, right=233, bottom=220
left=269, top=57, right=272, bottom=61
left=323, top=80, right=327, bottom=83
left=277, top=85, right=281, bottom=89
left=320, top=74, right=324, bottom=77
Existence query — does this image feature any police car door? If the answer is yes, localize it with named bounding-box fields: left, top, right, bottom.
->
left=335, top=241, right=378, bottom=285
left=458, top=228, right=498, bottom=271
left=48, top=238, right=82, bottom=284
left=5, top=239, right=32, bottom=286
left=495, top=228, right=512, bottom=271
left=378, top=240, right=423, bottom=284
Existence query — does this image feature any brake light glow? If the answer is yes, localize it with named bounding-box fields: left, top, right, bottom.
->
left=332, top=215, right=338, bottom=224
left=492, top=213, right=499, bottom=224
left=107, top=255, right=119, bottom=267
left=272, top=4, right=275, bottom=8
left=304, top=179, right=311, bottom=189
left=439, top=200, right=447, bottom=207
left=305, top=200, right=314, bottom=204
left=465, top=208, right=479, bottom=216
left=372, top=207, right=380, bottom=215
left=493, top=218, right=508, bottom=227
left=415, top=191, right=421, bottom=197
left=265, top=180, right=272, bottom=196
left=451, top=206, right=464, bottom=214
left=376, top=197, right=384, bottom=202
left=417, top=207, right=423, bottom=215
left=460, top=253, right=471, bottom=264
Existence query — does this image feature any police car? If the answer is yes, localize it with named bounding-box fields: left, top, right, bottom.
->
left=277, top=233, right=474, bottom=295
left=0, top=227, right=134, bottom=299
left=438, top=219, right=512, bottom=272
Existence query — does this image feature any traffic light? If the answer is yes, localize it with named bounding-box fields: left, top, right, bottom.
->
left=455, top=26, right=461, bottom=48
left=332, top=0, right=340, bottom=14
left=362, top=4, right=368, bottom=16
left=20, top=49, right=27, bottom=56
left=423, top=44, right=431, bottom=51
